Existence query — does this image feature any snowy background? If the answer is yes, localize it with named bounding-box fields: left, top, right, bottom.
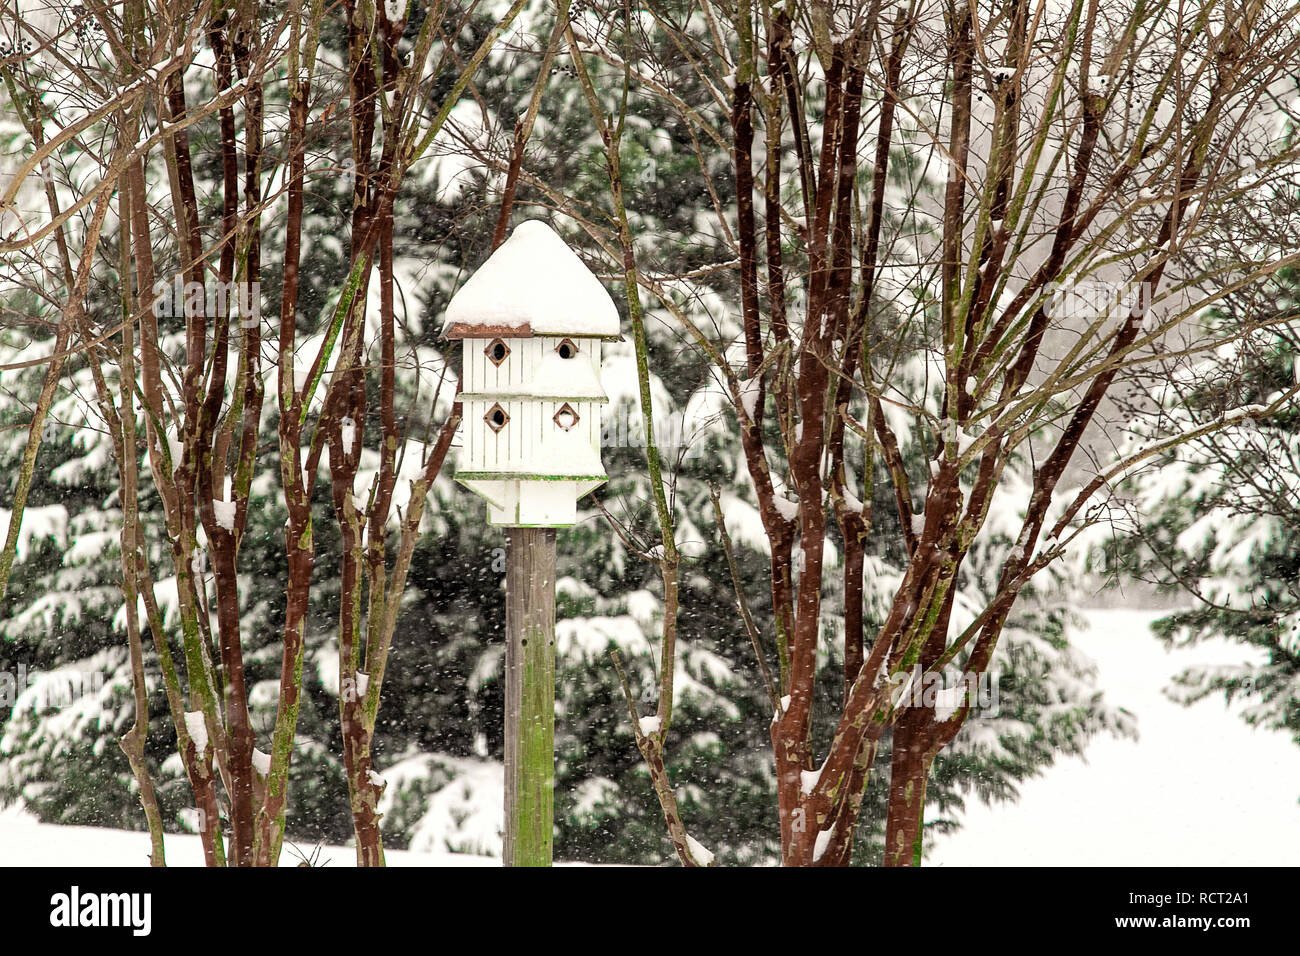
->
left=932, top=609, right=1300, bottom=866
left=2, top=0, right=1299, bottom=867
left=3, top=609, right=1295, bottom=866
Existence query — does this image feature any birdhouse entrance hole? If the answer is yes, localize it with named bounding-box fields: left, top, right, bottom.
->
left=486, top=403, right=510, bottom=432
left=555, top=338, right=579, bottom=360
left=553, top=403, right=580, bottom=431
left=486, top=338, right=511, bottom=366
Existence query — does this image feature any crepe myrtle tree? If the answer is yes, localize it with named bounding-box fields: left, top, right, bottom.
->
left=0, top=0, right=537, bottom=865
left=505, top=0, right=1300, bottom=865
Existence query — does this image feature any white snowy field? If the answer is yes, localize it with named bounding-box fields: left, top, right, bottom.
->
left=930, top=607, right=1300, bottom=866
left=1, top=607, right=1296, bottom=866
left=0, top=804, right=496, bottom=867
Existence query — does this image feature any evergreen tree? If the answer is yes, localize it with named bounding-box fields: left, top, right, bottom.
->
left=1098, top=272, right=1300, bottom=749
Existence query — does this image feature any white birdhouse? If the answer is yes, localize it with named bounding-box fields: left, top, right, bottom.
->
left=443, top=220, right=620, bottom=527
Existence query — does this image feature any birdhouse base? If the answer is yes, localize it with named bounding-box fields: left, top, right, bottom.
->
left=458, top=477, right=604, bottom=528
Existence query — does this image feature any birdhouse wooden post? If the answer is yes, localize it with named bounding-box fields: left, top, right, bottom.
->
left=442, top=220, right=619, bottom=866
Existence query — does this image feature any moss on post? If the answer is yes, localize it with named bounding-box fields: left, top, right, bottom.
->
left=504, top=527, right=557, bottom=866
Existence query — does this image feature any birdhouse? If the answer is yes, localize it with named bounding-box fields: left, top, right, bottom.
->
left=443, top=220, right=620, bottom=527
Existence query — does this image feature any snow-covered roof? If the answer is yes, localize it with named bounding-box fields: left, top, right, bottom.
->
left=443, top=220, right=621, bottom=338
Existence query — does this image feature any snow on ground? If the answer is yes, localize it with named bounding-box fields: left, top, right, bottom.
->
left=0, top=804, right=496, bottom=867
left=2, top=607, right=1297, bottom=866
left=930, top=608, right=1300, bottom=866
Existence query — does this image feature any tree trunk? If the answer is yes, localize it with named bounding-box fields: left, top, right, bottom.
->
left=884, top=708, right=934, bottom=867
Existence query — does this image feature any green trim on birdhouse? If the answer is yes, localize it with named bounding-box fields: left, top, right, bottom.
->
left=455, top=471, right=608, bottom=483
left=460, top=391, right=610, bottom=404
left=448, top=326, right=624, bottom=342
left=496, top=519, right=579, bottom=528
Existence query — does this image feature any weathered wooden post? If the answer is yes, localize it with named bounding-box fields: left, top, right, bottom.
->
left=442, top=220, right=620, bottom=866
left=502, top=526, right=556, bottom=866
